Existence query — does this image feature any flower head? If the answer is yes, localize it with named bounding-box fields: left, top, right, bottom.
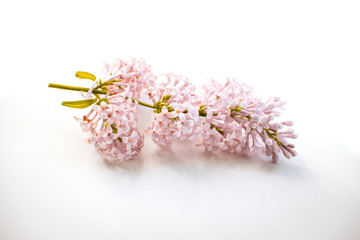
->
left=197, top=78, right=297, bottom=162
left=75, top=89, right=144, bottom=164
left=100, top=58, right=156, bottom=98
left=145, top=73, right=202, bottom=144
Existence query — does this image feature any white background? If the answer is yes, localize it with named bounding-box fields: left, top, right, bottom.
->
left=1, top=0, right=360, bottom=239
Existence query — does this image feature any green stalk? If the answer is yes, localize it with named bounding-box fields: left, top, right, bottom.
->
left=48, top=83, right=107, bottom=95
left=48, top=83, right=156, bottom=109
left=134, top=100, right=157, bottom=109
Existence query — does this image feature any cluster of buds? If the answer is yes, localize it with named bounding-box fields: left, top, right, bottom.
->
left=49, top=58, right=297, bottom=164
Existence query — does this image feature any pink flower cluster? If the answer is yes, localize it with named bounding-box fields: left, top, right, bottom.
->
left=196, top=78, right=297, bottom=163
left=72, top=58, right=297, bottom=164
left=100, top=58, right=156, bottom=98
left=76, top=89, right=144, bottom=163
left=144, top=73, right=202, bottom=144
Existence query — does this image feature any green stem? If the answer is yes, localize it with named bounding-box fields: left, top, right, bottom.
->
left=48, top=83, right=107, bottom=95
left=134, top=100, right=157, bottom=109
left=264, top=128, right=284, bottom=147
left=94, top=80, right=120, bottom=90
left=49, top=83, right=157, bottom=109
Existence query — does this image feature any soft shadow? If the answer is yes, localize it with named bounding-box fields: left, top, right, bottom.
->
left=101, top=155, right=145, bottom=176
left=153, top=143, right=196, bottom=171
left=97, top=138, right=305, bottom=178
left=149, top=140, right=303, bottom=176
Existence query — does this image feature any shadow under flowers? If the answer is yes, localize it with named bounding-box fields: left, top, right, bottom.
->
left=149, top=140, right=302, bottom=176
left=100, top=136, right=304, bottom=179
left=101, top=154, right=146, bottom=176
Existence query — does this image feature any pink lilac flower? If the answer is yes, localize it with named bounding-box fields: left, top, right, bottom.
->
left=144, top=73, right=202, bottom=144
left=100, top=58, right=156, bottom=98
left=75, top=88, right=144, bottom=164
left=50, top=58, right=297, bottom=164
left=197, top=78, right=297, bottom=163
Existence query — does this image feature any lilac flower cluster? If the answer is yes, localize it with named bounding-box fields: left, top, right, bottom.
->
left=97, top=58, right=156, bottom=98
left=73, top=58, right=156, bottom=164
left=197, top=78, right=297, bottom=163
left=50, top=58, right=297, bottom=164
left=145, top=73, right=202, bottom=144
left=76, top=88, right=145, bottom=164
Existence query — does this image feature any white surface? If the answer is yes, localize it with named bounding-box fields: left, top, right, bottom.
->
left=1, top=0, right=360, bottom=239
